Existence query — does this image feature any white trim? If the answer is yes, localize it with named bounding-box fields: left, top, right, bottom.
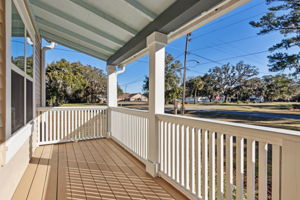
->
left=12, top=0, right=35, bottom=40
left=5, top=0, right=12, bottom=140
left=33, top=38, right=37, bottom=120
left=0, top=121, right=33, bottom=165
left=37, top=106, right=108, bottom=111
left=10, top=63, right=34, bottom=82
left=157, top=113, right=300, bottom=145
left=8, top=0, right=37, bottom=139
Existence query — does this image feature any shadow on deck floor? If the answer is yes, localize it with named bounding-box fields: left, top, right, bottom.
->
left=13, top=138, right=188, bottom=200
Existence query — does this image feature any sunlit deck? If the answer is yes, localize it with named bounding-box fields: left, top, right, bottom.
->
left=12, top=139, right=187, bottom=200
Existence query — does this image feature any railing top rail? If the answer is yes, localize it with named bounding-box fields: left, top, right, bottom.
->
left=110, top=106, right=150, bottom=118
left=37, top=106, right=108, bottom=111
left=157, top=113, right=300, bottom=145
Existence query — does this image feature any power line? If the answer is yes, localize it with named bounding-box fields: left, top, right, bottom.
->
left=205, top=1, right=265, bottom=27
left=190, top=34, right=258, bottom=52
left=192, top=12, right=266, bottom=40
left=206, top=43, right=265, bottom=65
left=188, top=50, right=269, bottom=68
left=189, top=52, right=224, bottom=65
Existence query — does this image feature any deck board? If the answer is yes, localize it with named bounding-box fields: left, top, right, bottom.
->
left=12, top=146, right=44, bottom=200
left=27, top=145, right=52, bottom=200
left=43, top=145, right=59, bottom=200
left=13, top=139, right=188, bottom=200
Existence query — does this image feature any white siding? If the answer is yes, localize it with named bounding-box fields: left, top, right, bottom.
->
left=34, top=35, right=41, bottom=107
left=0, top=0, right=5, bottom=143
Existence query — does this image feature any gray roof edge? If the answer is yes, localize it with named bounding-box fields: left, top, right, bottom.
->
left=107, top=0, right=225, bottom=65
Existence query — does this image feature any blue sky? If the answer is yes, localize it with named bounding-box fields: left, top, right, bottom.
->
left=45, top=0, right=294, bottom=93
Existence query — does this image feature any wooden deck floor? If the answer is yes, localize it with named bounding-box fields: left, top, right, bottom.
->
left=13, top=139, right=187, bottom=200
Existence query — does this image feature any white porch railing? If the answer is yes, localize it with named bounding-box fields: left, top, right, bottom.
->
left=34, top=106, right=300, bottom=199
left=110, top=107, right=149, bottom=163
left=36, top=107, right=107, bottom=145
left=156, top=113, right=300, bottom=200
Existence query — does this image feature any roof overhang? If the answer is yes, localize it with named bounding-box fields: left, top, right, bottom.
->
left=27, top=0, right=250, bottom=65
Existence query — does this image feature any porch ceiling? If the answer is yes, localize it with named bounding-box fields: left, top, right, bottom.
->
left=28, top=0, right=227, bottom=64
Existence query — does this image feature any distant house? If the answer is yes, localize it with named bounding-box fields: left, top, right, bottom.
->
left=118, top=93, right=130, bottom=101
left=118, top=93, right=148, bottom=102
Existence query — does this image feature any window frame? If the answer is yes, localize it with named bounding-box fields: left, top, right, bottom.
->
left=9, top=0, right=36, bottom=136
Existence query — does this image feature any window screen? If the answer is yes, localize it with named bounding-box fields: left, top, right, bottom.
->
left=11, top=70, right=24, bottom=133
left=26, top=80, right=33, bottom=123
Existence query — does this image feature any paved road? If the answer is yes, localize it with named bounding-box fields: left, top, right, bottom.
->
left=165, top=106, right=300, bottom=120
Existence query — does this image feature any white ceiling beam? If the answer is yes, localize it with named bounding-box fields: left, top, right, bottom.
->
left=70, top=0, right=137, bottom=36
left=124, top=0, right=157, bottom=21
left=40, top=30, right=109, bottom=60
left=29, top=0, right=125, bottom=47
left=35, top=16, right=115, bottom=54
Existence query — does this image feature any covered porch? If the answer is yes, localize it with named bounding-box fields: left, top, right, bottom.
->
left=13, top=138, right=187, bottom=200
left=1, top=0, right=300, bottom=200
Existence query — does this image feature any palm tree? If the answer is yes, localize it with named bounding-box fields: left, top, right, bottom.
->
left=191, top=77, right=204, bottom=104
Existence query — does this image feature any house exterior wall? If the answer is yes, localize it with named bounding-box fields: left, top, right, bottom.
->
left=0, top=0, right=6, bottom=144
left=0, top=0, right=42, bottom=199
left=31, top=34, right=42, bottom=152
left=0, top=137, right=31, bottom=200
left=129, top=93, right=148, bottom=102
left=35, top=35, right=41, bottom=108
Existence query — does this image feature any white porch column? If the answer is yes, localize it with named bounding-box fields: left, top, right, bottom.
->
left=107, top=65, right=118, bottom=107
left=107, top=65, right=117, bottom=137
left=146, top=32, right=167, bottom=176
left=41, top=42, right=56, bottom=107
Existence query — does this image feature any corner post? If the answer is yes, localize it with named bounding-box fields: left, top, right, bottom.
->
left=146, top=32, right=167, bottom=176
left=281, top=137, right=300, bottom=199
left=107, top=65, right=117, bottom=137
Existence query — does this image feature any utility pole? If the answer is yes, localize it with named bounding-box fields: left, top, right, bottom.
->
left=181, top=33, right=191, bottom=114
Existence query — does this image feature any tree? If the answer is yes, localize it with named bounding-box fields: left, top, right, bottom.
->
left=117, top=85, right=124, bottom=96
left=46, top=59, right=107, bottom=106
left=82, top=65, right=107, bottom=103
left=143, top=53, right=182, bottom=104
left=197, top=74, right=218, bottom=101
left=142, top=76, right=149, bottom=97
left=263, top=74, right=296, bottom=101
left=46, top=59, right=88, bottom=106
left=237, top=77, right=265, bottom=101
left=208, top=61, right=259, bottom=102
left=186, top=77, right=204, bottom=103
left=250, top=0, right=300, bottom=75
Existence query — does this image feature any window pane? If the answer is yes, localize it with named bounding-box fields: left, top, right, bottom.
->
left=11, top=2, right=25, bottom=70
left=26, top=80, right=33, bottom=123
left=26, top=33, right=34, bottom=77
left=11, top=70, right=24, bottom=133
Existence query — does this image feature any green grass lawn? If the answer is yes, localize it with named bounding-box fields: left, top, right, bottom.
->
left=61, top=102, right=300, bottom=131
